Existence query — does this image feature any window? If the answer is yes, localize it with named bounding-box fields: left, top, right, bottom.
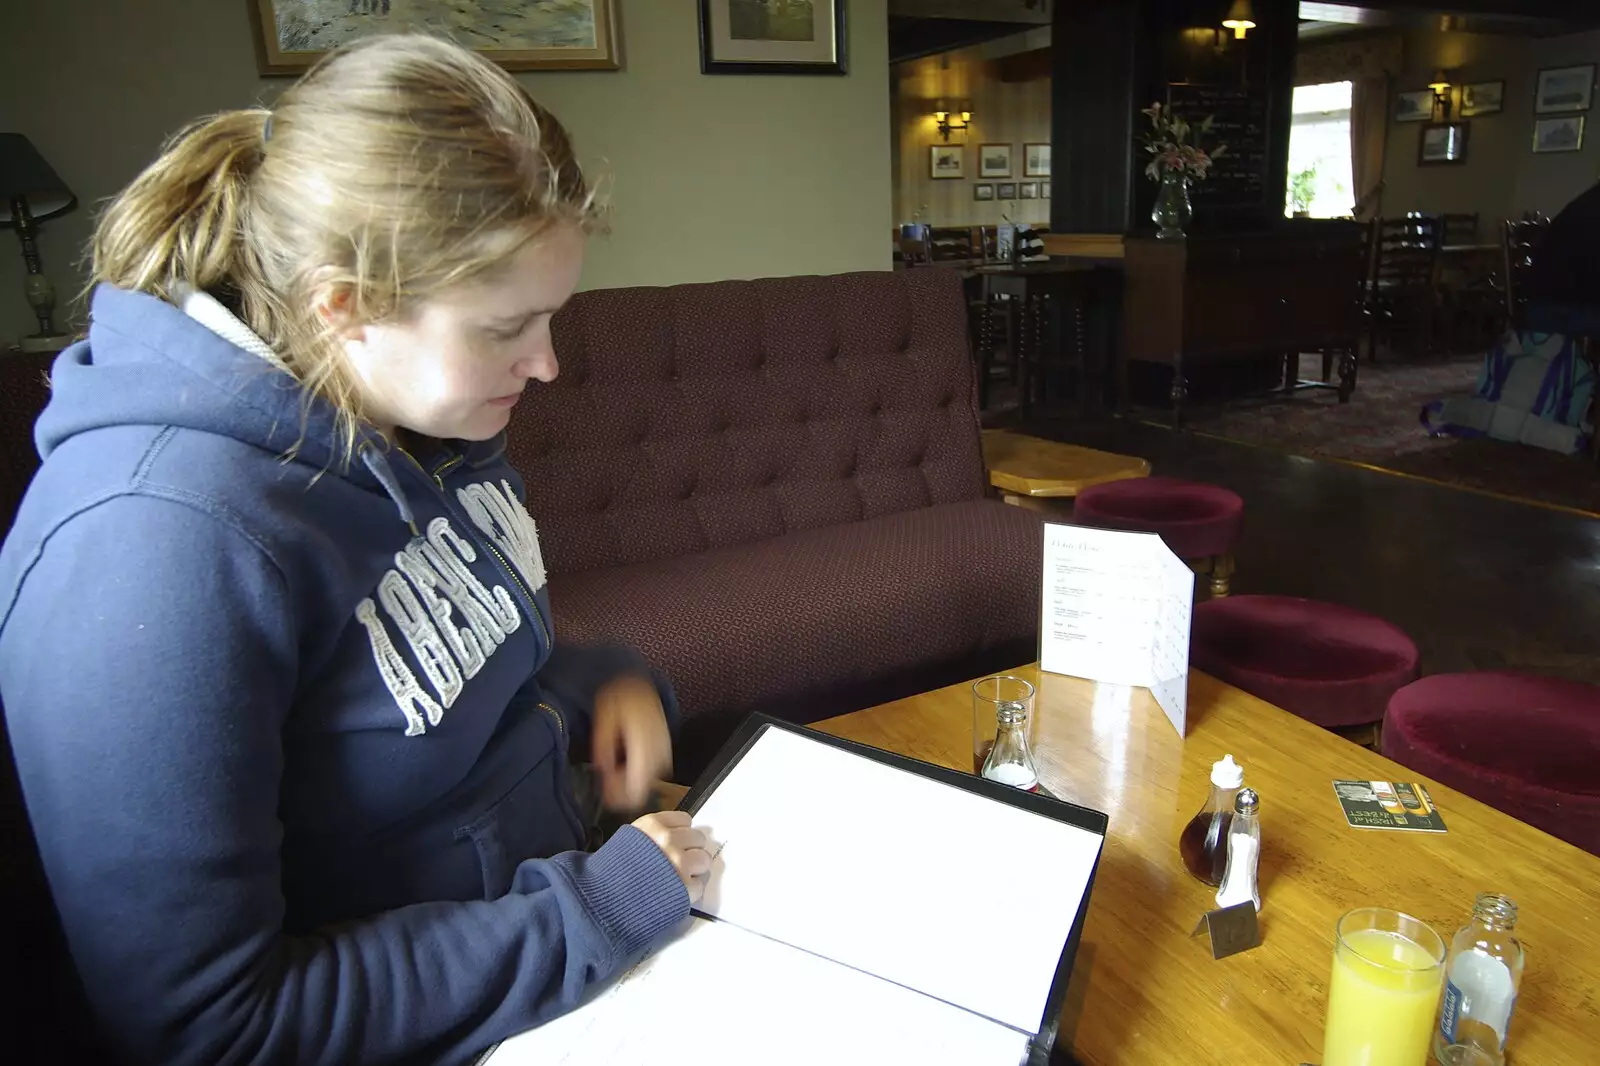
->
left=1286, top=81, right=1354, bottom=218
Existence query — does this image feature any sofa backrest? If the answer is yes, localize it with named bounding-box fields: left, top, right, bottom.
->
left=506, top=269, right=986, bottom=577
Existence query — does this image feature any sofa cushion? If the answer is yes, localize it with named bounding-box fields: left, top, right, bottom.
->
left=548, top=498, right=1043, bottom=761
left=510, top=270, right=987, bottom=577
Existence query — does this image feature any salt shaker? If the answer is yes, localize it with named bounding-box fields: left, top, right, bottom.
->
left=1215, top=788, right=1261, bottom=912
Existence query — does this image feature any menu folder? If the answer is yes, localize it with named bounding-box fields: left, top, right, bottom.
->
left=481, top=713, right=1109, bottom=1066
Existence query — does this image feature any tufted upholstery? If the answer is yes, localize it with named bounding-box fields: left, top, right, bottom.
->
left=509, top=270, right=988, bottom=576
left=508, top=270, right=1043, bottom=774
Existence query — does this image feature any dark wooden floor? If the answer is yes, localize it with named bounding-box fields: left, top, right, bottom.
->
left=1015, top=416, right=1600, bottom=687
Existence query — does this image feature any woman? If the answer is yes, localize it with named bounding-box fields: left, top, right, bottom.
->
left=0, top=34, right=709, bottom=1066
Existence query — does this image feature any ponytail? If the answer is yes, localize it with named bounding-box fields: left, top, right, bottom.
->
left=89, top=109, right=270, bottom=303
left=84, top=35, right=599, bottom=462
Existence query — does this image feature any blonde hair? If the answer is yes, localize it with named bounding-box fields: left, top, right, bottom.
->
left=89, top=34, right=599, bottom=457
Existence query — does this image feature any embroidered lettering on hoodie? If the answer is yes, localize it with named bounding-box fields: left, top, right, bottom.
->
left=354, top=481, right=548, bottom=735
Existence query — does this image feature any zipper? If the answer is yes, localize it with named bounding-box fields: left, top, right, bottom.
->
left=537, top=701, right=565, bottom=739
left=391, top=444, right=552, bottom=648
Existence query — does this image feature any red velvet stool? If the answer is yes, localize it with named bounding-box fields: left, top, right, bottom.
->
left=1073, top=476, right=1243, bottom=595
left=1192, top=595, right=1420, bottom=729
left=1382, top=672, right=1600, bottom=856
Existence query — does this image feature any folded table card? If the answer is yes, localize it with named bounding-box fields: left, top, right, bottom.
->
left=1039, top=522, right=1194, bottom=736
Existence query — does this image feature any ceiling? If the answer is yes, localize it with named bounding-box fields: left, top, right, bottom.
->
left=890, top=0, right=1600, bottom=62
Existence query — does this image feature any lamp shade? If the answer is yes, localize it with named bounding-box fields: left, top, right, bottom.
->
left=0, top=133, right=77, bottom=226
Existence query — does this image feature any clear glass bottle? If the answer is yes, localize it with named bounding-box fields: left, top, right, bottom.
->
left=981, top=700, right=1040, bottom=792
left=1215, top=788, right=1261, bottom=912
left=1434, top=893, right=1525, bottom=1066
left=1179, top=754, right=1243, bottom=887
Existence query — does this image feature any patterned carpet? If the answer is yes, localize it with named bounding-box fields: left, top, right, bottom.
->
left=1187, top=354, right=1600, bottom=516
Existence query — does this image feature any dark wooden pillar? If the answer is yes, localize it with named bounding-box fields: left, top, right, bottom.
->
left=1050, top=0, right=1299, bottom=236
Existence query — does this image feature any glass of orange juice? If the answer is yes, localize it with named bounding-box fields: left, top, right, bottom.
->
left=1322, top=907, right=1447, bottom=1066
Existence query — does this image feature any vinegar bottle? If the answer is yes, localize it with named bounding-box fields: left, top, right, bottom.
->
left=1179, top=754, right=1243, bottom=887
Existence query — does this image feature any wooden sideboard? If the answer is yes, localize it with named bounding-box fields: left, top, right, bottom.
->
left=1120, top=223, right=1367, bottom=422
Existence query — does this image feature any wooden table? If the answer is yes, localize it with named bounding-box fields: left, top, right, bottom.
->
left=981, top=429, right=1149, bottom=510
left=814, top=666, right=1600, bottom=1066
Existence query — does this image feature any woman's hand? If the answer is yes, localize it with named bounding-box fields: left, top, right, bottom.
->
left=591, top=675, right=673, bottom=812
left=630, top=811, right=710, bottom=905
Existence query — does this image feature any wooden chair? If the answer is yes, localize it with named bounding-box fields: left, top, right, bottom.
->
left=1438, top=212, right=1480, bottom=246
left=926, top=226, right=978, bottom=264
left=1502, top=216, right=1550, bottom=332
left=1367, top=215, right=1441, bottom=359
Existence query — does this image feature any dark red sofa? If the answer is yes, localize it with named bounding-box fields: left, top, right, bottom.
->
left=508, top=268, right=1044, bottom=775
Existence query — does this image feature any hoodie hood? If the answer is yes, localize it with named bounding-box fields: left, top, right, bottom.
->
left=39, top=284, right=355, bottom=473
left=39, top=284, right=505, bottom=526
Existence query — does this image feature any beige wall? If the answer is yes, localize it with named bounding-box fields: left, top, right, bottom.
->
left=892, top=41, right=1051, bottom=228
left=1379, top=27, right=1600, bottom=237
left=0, top=0, right=891, bottom=345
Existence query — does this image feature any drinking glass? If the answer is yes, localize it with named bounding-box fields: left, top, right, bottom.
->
left=971, top=675, right=1035, bottom=774
left=1322, top=907, right=1447, bottom=1066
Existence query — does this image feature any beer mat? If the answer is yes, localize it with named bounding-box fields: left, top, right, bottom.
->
left=1333, top=780, right=1448, bottom=833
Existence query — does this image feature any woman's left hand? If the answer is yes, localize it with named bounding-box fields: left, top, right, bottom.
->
left=591, top=675, right=673, bottom=812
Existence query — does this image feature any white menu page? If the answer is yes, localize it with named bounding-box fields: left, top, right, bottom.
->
left=1038, top=522, right=1193, bottom=735
left=486, top=726, right=1105, bottom=1065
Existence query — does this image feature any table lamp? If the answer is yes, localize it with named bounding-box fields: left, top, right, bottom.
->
left=0, top=133, right=78, bottom=353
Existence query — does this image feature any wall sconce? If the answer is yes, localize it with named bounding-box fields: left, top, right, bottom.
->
left=1429, top=69, right=1454, bottom=119
left=1222, top=0, right=1256, bottom=39
left=933, top=102, right=972, bottom=142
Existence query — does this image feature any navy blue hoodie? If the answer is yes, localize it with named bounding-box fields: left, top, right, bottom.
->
left=0, top=285, right=689, bottom=1065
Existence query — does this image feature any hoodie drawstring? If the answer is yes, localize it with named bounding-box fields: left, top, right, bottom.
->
left=361, top=446, right=420, bottom=536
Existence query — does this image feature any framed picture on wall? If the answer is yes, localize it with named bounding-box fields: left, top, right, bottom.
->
left=973, top=184, right=995, bottom=201
left=1460, top=81, right=1505, bottom=117
left=1419, top=122, right=1469, bottom=165
left=698, top=0, right=847, bottom=75
left=1020, top=182, right=1038, bottom=199
left=930, top=145, right=965, bottom=179
left=248, top=0, right=621, bottom=74
left=1535, top=65, right=1595, bottom=113
left=1395, top=90, right=1436, bottom=122
left=1042, top=183, right=1051, bottom=199
left=997, top=182, right=1018, bottom=200
left=1532, top=115, right=1586, bottom=153
left=979, top=143, right=1014, bottom=178
left=1024, top=143, right=1052, bottom=177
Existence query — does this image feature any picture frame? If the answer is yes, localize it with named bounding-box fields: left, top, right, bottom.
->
left=1418, top=122, right=1469, bottom=165
left=1020, top=182, right=1038, bottom=199
left=248, top=0, right=621, bottom=75
left=1532, top=115, right=1586, bottom=154
left=1042, top=183, right=1051, bottom=199
left=973, top=183, right=995, bottom=201
left=978, top=143, right=1014, bottom=179
left=698, top=0, right=846, bottom=76
left=1396, top=90, right=1437, bottom=123
left=930, top=145, right=965, bottom=179
left=997, top=182, right=1018, bottom=200
left=1460, top=81, right=1505, bottom=117
left=1535, top=64, right=1595, bottom=114
left=1024, top=142, right=1052, bottom=177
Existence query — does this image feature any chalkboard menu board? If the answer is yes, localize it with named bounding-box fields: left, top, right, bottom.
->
left=1164, top=83, right=1270, bottom=210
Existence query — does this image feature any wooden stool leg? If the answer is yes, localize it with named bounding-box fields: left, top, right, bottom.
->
left=1209, top=552, right=1235, bottom=598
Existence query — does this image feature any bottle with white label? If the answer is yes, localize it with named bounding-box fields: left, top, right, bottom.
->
left=1434, top=893, right=1525, bottom=1066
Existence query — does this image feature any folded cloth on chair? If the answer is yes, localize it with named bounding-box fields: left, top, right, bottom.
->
left=1421, top=330, right=1594, bottom=455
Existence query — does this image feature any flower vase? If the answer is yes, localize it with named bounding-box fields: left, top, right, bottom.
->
left=1152, top=172, right=1192, bottom=240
